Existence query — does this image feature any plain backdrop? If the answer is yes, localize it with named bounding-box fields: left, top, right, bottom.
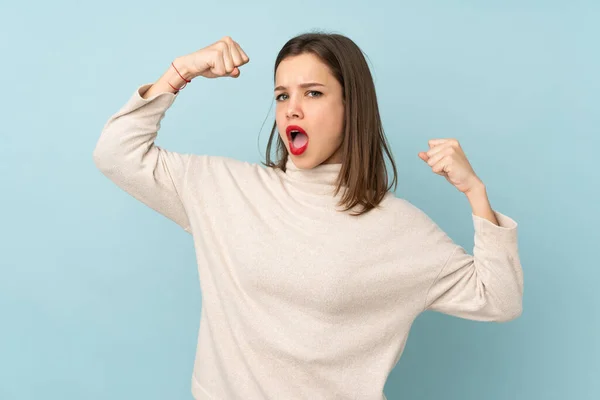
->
left=1, top=0, right=598, bottom=399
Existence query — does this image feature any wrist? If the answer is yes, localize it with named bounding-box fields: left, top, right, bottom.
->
left=173, top=56, right=197, bottom=81
left=464, top=179, right=486, bottom=199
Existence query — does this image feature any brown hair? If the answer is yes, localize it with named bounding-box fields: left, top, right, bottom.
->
left=261, top=30, right=398, bottom=217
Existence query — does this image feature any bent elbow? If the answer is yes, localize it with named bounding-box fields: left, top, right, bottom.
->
left=92, top=147, right=106, bottom=170
left=93, top=143, right=121, bottom=174
left=496, top=299, right=523, bottom=322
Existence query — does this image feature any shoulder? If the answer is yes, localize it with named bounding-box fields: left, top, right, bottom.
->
left=380, top=195, right=458, bottom=274
left=379, top=194, right=450, bottom=239
left=380, top=194, right=434, bottom=223
left=186, top=155, right=273, bottom=176
left=184, top=155, right=282, bottom=190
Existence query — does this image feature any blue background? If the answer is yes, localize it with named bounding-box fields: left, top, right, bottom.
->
left=1, top=0, right=598, bottom=399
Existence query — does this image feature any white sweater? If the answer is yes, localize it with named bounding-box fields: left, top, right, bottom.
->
left=93, top=83, right=524, bottom=400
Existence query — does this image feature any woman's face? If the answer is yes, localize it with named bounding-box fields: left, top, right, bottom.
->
left=274, top=53, right=345, bottom=168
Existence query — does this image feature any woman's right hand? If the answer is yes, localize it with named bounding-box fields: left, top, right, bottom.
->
left=181, top=36, right=250, bottom=79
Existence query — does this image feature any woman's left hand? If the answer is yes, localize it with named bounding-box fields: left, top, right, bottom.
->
left=418, top=138, right=484, bottom=194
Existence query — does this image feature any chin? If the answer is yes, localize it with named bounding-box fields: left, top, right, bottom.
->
left=289, top=156, right=312, bottom=168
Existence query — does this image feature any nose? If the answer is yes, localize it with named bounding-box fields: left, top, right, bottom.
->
left=286, top=97, right=303, bottom=119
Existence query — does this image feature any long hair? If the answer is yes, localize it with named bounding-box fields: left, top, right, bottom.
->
left=261, top=31, right=398, bottom=217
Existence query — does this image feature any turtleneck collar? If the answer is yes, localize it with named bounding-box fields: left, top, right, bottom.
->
left=284, top=157, right=343, bottom=187
left=278, top=158, right=350, bottom=208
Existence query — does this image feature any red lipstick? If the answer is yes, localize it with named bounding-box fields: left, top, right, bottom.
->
left=286, top=125, right=309, bottom=155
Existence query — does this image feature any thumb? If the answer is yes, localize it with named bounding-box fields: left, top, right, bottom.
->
left=229, top=67, right=240, bottom=78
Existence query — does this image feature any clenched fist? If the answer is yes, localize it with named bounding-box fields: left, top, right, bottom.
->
left=180, top=36, right=250, bottom=79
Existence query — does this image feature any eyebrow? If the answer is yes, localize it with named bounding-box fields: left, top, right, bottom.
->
left=274, top=82, right=325, bottom=92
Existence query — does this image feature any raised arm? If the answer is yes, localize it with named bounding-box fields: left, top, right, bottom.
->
left=92, top=37, right=250, bottom=232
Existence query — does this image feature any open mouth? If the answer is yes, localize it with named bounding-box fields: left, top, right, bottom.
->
left=286, top=125, right=309, bottom=155
left=290, top=130, right=308, bottom=147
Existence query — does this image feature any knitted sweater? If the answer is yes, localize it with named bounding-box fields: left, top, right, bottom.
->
left=92, top=83, right=524, bottom=400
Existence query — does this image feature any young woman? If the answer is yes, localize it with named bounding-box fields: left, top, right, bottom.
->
left=93, top=32, right=523, bottom=400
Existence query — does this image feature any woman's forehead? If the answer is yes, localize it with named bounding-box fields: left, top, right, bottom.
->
left=275, top=54, right=332, bottom=87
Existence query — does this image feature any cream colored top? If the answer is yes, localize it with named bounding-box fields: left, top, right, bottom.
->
left=93, top=83, right=524, bottom=400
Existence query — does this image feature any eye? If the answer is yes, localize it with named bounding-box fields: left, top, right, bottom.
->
left=275, top=90, right=323, bottom=101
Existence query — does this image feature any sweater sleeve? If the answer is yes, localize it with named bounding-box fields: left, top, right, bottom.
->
left=423, top=210, right=523, bottom=322
left=92, top=83, right=192, bottom=233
